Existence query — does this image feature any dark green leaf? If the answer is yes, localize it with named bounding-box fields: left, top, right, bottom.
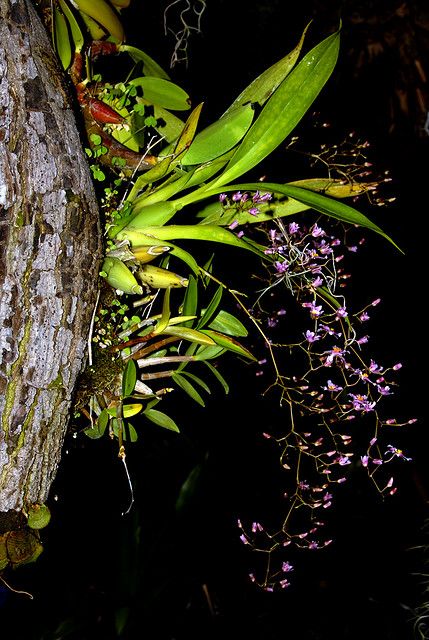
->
left=203, top=361, right=229, bottom=394
left=122, top=360, right=137, bottom=397
left=196, top=285, right=223, bottom=329
left=208, top=310, right=248, bottom=336
left=144, top=408, right=180, bottom=432
left=200, top=330, right=256, bottom=361
left=172, top=372, right=205, bottom=406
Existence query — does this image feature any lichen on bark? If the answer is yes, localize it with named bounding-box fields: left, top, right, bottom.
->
left=0, top=0, right=102, bottom=516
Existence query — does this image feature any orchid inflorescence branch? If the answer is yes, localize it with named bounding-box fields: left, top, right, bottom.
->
left=220, top=195, right=416, bottom=591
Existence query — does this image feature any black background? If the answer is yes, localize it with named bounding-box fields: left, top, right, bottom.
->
left=1, top=1, right=429, bottom=638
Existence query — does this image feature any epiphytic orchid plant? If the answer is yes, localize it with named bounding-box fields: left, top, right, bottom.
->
left=45, top=0, right=414, bottom=590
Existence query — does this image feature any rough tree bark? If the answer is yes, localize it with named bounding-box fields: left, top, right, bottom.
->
left=0, top=0, right=101, bottom=530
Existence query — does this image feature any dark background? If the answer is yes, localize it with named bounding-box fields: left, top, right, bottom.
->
left=2, top=1, right=429, bottom=638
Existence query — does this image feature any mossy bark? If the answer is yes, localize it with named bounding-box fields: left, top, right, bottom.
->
left=0, top=0, right=102, bottom=519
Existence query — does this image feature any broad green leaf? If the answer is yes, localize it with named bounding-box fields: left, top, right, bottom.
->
left=119, top=45, right=171, bottom=79
left=194, top=344, right=226, bottom=360
left=54, top=6, right=72, bottom=70
left=159, top=325, right=216, bottom=345
left=203, top=360, right=229, bottom=393
left=122, top=360, right=137, bottom=397
left=209, top=29, right=340, bottom=189
left=200, top=330, right=256, bottom=361
left=110, top=126, right=140, bottom=153
left=208, top=310, right=248, bottom=337
left=144, top=408, right=180, bottom=432
left=181, top=104, right=255, bottom=166
left=222, top=22, right=311, bottom=116
left=196, top=286, right=223, bottom=329
left=130, top=77, right=191, bottom=111
left=172, top=372, right=205, bottom=406
left=151, top=102, right=186, bottom=141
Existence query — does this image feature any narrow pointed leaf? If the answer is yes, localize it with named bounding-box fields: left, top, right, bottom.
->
left=209, top=29, right=340, bottom=189
left=222, top=22, right=311, bottom=116
left=172, top=372, right=205, bottom=406
left=199, top=330, right=256, bottom=361
left=182, top=275, right=198, bottom=326
left=159, top=325, right=216, bottom=345
left=173, top=102, right=204, bottom=156
left=179, top=371, right=211, bottom=394
left=227, top=181, right=401, bottom=249
left=203, top=360, right=229, bottom=394
left=196, top=285, right=223, bottom=329
left=59, top=0, right=84, bottom=53
left=154, top=287, right=171, bottom=335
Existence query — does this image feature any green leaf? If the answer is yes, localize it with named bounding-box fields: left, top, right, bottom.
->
left=200, top=330, right=256, bottom=361
left=144, top=408, right=180, bottom=432
left=172, top=102, right=204, bottom=157
left=208, top=310, right=248, bottom=337
left=203, top=360, right=229, bottom=394
left=84, top=408, right=109, bottom=439
left=179, top=370, right=211, bottom=394
left=154, top=287, right=171, bottom=334
left=130, top=77, right=191, bottom=111
left=227, top=181, right=402, bottom=250
left=159, top=325, right=216, bottom=345
left=180, top=103, right=255, bottom=165
left=222, top=22, right=311, bottom=116
left=287, top=177, right=379, bottom=198
left=54, top=6, right=72, bottom=70
left=182, top=275, right=198, bottom=326
left=196, top=285, right=223, bottom=329
left=116, top=225, right=265, bottom=259
left=122, top=360, right=137, bottom=397
left=112, top=419, right=138, bottom=442
left=193, top=344, right=226, bottom=361
left=172, top=372, right=205, bottom=406
left=58, top=0, right=84, bottom=53
left=151, top=103, right=186, bottom=142
left=209, top=29, right=340, bottom=189
left=119, top=45, right=171, bottom=80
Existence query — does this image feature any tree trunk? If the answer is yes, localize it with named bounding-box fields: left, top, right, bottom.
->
left=0, top=0, right=101, bottom=522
